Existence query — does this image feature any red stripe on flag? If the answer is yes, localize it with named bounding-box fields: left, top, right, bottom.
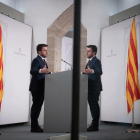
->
left=128, top=58, right=140, bottom=100
left=127, top=100, right=131, bottom=114
left=128, top=58, right=135, bottom=82
left=0, top=79, right=1, bottom=90
left=134, top=84, right=140, bottom=100
left=0, top=57, right=1, bottom=69
left=128, top=80, right=134, bottom=102
left=0, top=102, right=1, bottom=112
left=130, top=31, right=138, bottom=70
left=128, top=58, right=134, bottom=101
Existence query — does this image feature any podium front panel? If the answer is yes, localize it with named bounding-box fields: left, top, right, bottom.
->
left=44, top=70, right=88, bottom=133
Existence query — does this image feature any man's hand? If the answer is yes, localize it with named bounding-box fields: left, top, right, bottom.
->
left=85, top=66, right=92, bottom=74
left=53, top=71, right=58, bottom=73
left=51, top=71, right=59, bottom=74
left=41, top=65, right=50, bottom=73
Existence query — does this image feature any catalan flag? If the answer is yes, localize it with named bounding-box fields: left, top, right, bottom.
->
left=0, top=22, right=3, bottom=113
left=126, top=17, right=140, bottom=114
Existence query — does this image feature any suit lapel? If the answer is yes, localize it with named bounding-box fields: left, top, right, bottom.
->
left=89, top=56, right=96, bottom=67
left=37, top=55, right=44, bottom=66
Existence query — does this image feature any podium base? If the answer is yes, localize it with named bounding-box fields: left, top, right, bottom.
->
left=126, top=129, right=140, bottom=133
left=49, top=134, right=87, bottom=140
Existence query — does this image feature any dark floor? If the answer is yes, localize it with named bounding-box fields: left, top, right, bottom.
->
left=0, top=123, right=140, bottom=140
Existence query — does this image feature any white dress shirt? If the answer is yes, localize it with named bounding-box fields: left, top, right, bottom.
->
left=88, top=56, right=95, bottom=74
left=38, top=55, right=47, bottom=73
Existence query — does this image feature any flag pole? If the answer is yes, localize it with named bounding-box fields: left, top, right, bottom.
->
left=132, top=107, right=134, bottom=130
left=126, top=106, right=140, bottom=133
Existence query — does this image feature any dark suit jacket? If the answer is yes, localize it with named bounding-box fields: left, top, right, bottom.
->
left=29, top=55, right=50, bottom=92
left=85, top=56, right=102, bottom=92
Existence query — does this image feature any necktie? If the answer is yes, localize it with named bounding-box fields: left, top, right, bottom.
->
left=43, top=59, right=48, bottom=69
left=86, top=60, right=90, bottom=69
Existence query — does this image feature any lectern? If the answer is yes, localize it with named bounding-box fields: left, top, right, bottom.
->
left=44, top=70, right=88, bottom=133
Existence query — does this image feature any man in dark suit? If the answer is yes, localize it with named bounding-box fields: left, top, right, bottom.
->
left=29, top=44, right=51, bottom=132
left=84, top=45, right=102, bottom=131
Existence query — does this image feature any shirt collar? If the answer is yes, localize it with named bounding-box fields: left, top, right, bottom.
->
left=38, top=55, right=46, bottom=61
left=89, top=55, right=95, bottom=61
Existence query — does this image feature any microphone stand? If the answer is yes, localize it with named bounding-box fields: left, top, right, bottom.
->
left=61, top=59, right=73, bottom=70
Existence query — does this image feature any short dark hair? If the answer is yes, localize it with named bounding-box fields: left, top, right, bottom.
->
left=87, top=45, right=97, bottom=55
left=36, top=44, right=48, bottom=54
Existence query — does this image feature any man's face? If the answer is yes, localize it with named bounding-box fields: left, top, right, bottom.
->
left=86, top=47, right=95, bottom=59
left=39, top=46, right=48, bottom=58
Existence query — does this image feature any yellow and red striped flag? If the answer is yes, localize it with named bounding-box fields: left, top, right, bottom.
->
left=0, top=22, right=3, bottom=113
left=126, top=17, right=140, bottom=114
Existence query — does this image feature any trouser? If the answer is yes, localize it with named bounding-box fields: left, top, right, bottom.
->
left=31, top=91, right=44, bottom=128
left=88, top=90, right=100, bottom=127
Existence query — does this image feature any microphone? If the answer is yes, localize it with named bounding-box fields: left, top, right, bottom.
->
left=61, top=59, right=73, bottom=70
